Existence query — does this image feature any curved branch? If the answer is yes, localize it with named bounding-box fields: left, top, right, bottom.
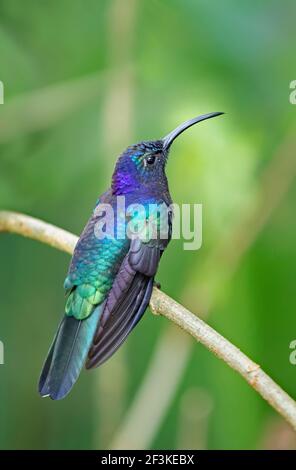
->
left=0, top=211, right=77, bottom=254
left=150, top=292, right=296, bottom=431
left=1, top=210, right=296, bottom=431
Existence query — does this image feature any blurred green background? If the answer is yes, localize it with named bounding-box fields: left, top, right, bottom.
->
left=0, top=0, right=296, bottom=450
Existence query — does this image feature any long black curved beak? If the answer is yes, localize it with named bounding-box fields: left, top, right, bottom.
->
left=162, top=112, right=224, bottom=150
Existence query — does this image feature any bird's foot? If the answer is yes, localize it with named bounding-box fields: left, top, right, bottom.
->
left=154, top=280, right=161, bottom=289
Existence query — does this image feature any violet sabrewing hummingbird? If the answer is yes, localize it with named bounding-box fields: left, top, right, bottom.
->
left=39, top=112, right=223, bottom=400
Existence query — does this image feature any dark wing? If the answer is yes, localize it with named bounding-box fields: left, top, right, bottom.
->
left=86, top=202, right=173, bottom=369
left=85, top=239, right=161, bottom=369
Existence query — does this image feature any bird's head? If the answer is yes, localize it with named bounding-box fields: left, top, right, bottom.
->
left=112, top=112, right=223, bottom=195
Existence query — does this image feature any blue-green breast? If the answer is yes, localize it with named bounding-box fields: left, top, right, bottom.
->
left=64, top=191, right=130, bottom=320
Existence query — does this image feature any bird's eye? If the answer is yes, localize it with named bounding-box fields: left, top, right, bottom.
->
left=146, top=155, right=156, bottom=165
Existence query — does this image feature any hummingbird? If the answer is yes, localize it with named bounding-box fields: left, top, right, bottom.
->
left=39, top=112, right=223, bottom=400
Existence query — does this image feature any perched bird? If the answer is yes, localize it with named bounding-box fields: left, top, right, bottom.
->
left=39, top=112, right=223, bottom=400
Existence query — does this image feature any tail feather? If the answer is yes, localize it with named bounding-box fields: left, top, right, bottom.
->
left=38, top=306, right=102, bottom=400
